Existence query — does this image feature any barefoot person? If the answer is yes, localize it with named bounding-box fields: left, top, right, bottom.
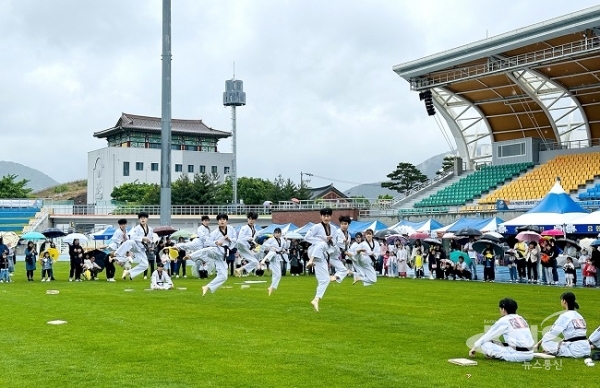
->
left=235, top=212, right=260, bottom=277
left=468, top=298, right=534, bottom=362
left=304, top=208, right=338, bottom=312
left=260, top=228, right=288, bottom=296
left=351, top=229, right=379, bottom=286
left=115, top=212, right=153, bottom=280
left=105, top=218, right=128, bottom=282
left=192, top=213, right=237, bottom=296
left=536, top=292, right=591, bottom=358
left=331, top=215, right=352, bottom=283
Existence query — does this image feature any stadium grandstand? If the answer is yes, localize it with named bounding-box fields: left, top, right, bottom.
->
left=392, top=5, right=600, bottom=220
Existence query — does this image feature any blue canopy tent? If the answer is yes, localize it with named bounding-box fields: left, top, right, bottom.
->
left=413, top=218, right=443, bottom=232
left=293, top=222, right=314, bottom=237
left=92, top=226, right=135, bottom=241
left=471, top=217, right=505, bottom=232
left=435, top=218, right=483, bottom=234
left=256, top=223, right=298, bottom=236
left=499, top=180, right=589, bottom=234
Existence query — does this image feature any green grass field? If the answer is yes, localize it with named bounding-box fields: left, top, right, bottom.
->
left=1, top=263, right=598, bottom=388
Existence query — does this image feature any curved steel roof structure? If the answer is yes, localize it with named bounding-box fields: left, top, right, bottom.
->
left=393, top=6, right=600, bottom=168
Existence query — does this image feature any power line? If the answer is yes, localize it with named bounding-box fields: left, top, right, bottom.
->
left=306, top=173, right=385, bottom=187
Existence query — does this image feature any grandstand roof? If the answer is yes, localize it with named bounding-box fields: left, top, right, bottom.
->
left=394, top=6, right=600, bottom=166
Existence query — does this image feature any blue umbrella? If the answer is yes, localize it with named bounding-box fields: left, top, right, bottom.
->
left=590, top=239, right=600, bottom=248
left=21, top=231, right=47, bottom=241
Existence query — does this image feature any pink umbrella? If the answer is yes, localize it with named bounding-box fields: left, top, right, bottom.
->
left=541, top=229, right=564, bottom=237
left=516, top=230, right=541, bottom=243
left=409, top=232, right=429, bottom=240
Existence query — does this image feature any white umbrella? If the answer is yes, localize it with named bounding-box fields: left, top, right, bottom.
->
left=63, top=233, right=89, bottom=244
left=394, top=225, right=415, bottom=235
left=283, top=232, right=304, bottom=240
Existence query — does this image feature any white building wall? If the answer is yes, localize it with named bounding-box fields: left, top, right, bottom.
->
left=87, top=147, right=232, bottom=204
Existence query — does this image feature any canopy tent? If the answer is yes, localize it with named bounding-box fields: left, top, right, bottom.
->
left=414, top=218, right=443, bottom=232
left=293, top=222, right=314, bottom=236
left=570, top=211, right=600, bottom=235
left=256, top=223, right=298, bottom=236
left=471, top=217, right=505, bottom=233
left=92, top=226, right=132, bottom=241
left=389, top=220, right=421, bottom=230
left=347, top=220, right=388, bottom=237
left=435, top=218, right=483, bottom=234
left=499, top=181, right=589, bottom=234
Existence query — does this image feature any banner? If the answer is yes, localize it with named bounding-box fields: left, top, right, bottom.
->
left=496, top=199, right=541, bottom=211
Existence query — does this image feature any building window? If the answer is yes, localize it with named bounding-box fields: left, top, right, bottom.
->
left=171, top=144, right=181, bottom=150
left=199, top=165, right=206, bottom=174
left=498, top=142, right=525, bottom=158
left=175, top=164, right=183, bottom=172
left=151, top=163, right=159, bottom=171
left=184, top=145, right=196, bottom=151
left=149, top=143, right=161, bottom=149
left=224, top=166, right=230, bottom=175
left=188, top=165, right=194, bottom=173
left=211, top=166, right=218, bottom=174
left=123, top=161, right=130, bottom=177
left=136, top=162, right=143, bottom=171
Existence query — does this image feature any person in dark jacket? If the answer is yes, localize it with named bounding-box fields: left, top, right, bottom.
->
left=69, top=239, right=84, bottom=282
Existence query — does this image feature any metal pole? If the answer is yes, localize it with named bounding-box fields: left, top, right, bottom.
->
left=232, top=105, right=237, bottom=207
left=160, top=0, right=172, bottom=225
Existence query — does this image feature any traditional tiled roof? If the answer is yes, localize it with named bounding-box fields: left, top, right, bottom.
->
left=307, top=184, right=348, bottom=200
left=93, top=113, right=231, bottom=139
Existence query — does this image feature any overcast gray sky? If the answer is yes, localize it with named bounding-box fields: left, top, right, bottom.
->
left=1, top=0, right=598, bottom=191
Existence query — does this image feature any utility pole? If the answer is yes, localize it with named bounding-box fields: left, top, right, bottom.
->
left=160, top=0, right=172, bottom=225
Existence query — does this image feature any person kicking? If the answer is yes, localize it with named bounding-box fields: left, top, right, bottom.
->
left=260, top=228, right=289, bottom=296
left=191, top=213, right=237, bottom=296
left=331, top=215, right=352, bottom=283
left=304, top=208, right=338, bottom=312
left=234, top=212, right=260, bottom=277
left=114, top=212, right=153, bottom=280
left=105, top=218, right=128, bottom=282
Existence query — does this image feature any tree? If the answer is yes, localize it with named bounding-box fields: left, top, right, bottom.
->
left=381, top=162, right=428, bottom=195
left=111, top=182, right=159, bottom=204
left=0, top=174, right=33, bottom=198
left=438, top=155, right=457, bottom=176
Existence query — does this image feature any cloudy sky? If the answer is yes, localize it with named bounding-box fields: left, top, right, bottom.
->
left=1, top=0, right=598, bottom=192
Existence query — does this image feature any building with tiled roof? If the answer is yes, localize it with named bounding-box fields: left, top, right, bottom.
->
left=87, top=113, right=232, bottom=204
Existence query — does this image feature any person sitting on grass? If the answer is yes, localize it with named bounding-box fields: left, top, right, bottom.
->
left=455, top=257, right=471, bottom=280
left=536, top=292, right=591, bottom=358
left=150, top=263, right=174, bottom=290
left=83, top=254, right=102, bottom=280
left=469, top=298, right=534, bottom=362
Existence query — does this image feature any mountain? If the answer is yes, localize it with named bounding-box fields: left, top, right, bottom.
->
left=0, top=161, right=59, bottom=192
left=344, top=152, right=452, bottom=198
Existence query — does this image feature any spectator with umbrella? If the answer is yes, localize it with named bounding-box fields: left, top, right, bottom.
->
left=525, top=241, right=540, bottom=284
left=463, top=236, right=479, bottom=281
left=24, top=241, right=38, bottom=281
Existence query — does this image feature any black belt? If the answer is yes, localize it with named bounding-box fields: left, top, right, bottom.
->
left=222, top=246, right=230, bottom=260
left=563, top=336, right=588, bottom=343
left=503, top=342, right=532, bottom=352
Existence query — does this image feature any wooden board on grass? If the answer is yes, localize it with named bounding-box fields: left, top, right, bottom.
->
left=448, top=358, right=478, bottom=366
left=533, top=352, right=555, bottom=359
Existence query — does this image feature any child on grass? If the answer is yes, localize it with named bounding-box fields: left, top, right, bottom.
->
left=41, top=251, right=54, bottom=282
left=0, top=251, right=10, bottom=283
left=583, top=258, right=596, bottom=287
left=563, top=257, right=575, bottom=287
left=413, top=248, right=424, bottom=279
